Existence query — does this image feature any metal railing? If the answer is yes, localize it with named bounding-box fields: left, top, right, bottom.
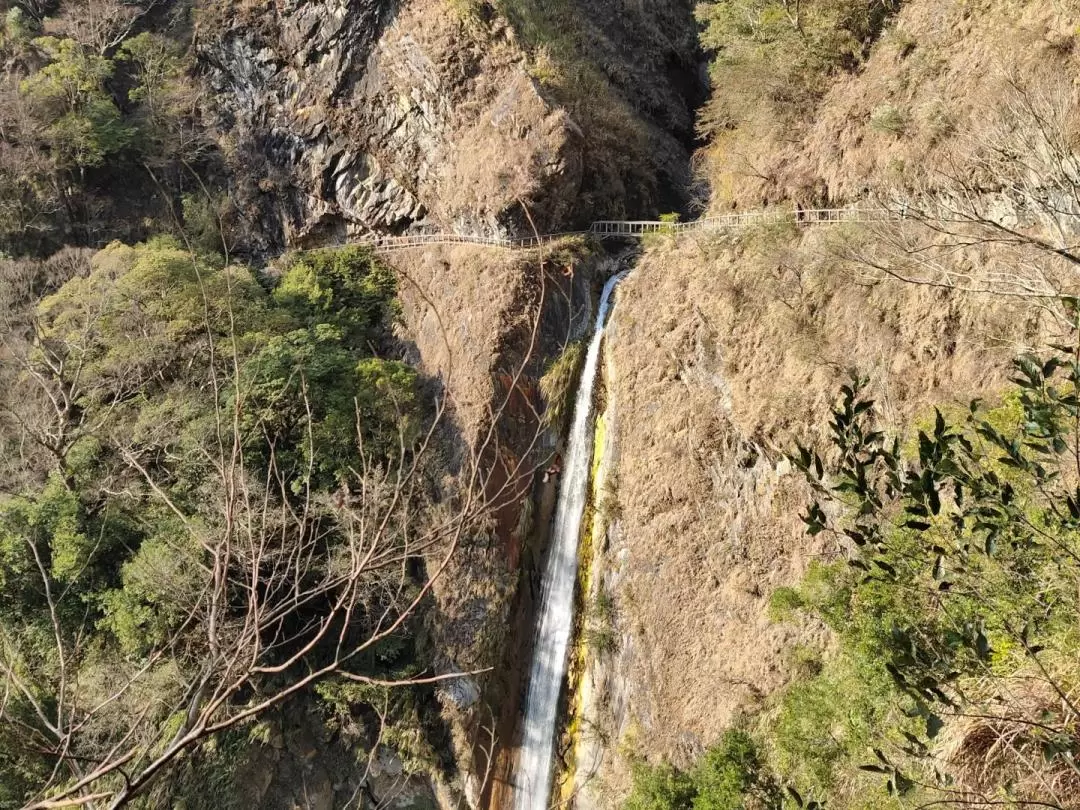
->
left=292, top=206, right=895, bottom=255
left=292, top=230, right=589, bottom=255
left=588, top=207, right=895, bottom=238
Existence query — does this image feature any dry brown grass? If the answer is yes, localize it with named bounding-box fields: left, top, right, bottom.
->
left=703, top=0, right=1080, bottom=210
left=389, top=238, right=594, bottom=620
left=589, top=223, right=1067, bottom=805
left=941, top=670, right=1080, bottom=808
left=392, top=244, right=537, bottom=452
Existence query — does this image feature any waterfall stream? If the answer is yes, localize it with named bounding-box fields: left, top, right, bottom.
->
left=514, top=270, right=627, bottom=810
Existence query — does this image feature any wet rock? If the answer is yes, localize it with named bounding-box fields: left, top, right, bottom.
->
left=438, top=673, right=482, bottom=710
left=366, top=748, right=440, bottom=810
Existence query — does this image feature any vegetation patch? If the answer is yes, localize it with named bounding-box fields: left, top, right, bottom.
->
left=583, top=585, right=619, bottom=656
left=620, top=346, right=1080, bottom=809
left=541, top=338, right=586, bottom=436
left=0, top=239, right=451, bottom=806
left=695, top=0, right=902, bottom=138
left=763, top=352, right=1080, bottom=808
left=624, top=730, right=783, bottom=810
left=869, top=103, right=908, bottom=135
left=0, top=2, right=216, bottom=256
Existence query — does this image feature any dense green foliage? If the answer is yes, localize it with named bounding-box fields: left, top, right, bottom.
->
left=539, top=338, right=585, bottom=436
left=624, top=731, right=784, bottom=810
left=20, top=36, right=134, bottom=169
left=0, top=240, right=434, bottom=806
left=0, top=1, right=214, bottom=255
left=766, top=348, right=1080, bottom=807
left=694, top=0, right=900, bottom=136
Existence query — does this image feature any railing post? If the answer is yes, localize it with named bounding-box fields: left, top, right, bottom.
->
left=335, top=203, right=915, bottom=253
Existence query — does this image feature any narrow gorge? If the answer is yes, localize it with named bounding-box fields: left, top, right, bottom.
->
left=2, top=1, right=1080, bottom=810
left=515, top=269, right=627, bottom=810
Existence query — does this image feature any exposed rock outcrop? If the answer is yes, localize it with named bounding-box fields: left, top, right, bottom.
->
left=199, top=0, right=585, bottom=250
left=196, top=0, right=702, bottom=252
left=182, top=704, right=441, bottom=810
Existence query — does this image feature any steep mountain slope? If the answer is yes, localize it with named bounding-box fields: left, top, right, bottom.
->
left=701, top=0, right=1080, bottom=209
left=11, top=0, right=1080, bottom=807
left=583, top=224, right=1062, bottom=803
left=577, top=0, right=1080, bottom=806
left=198, top=0, right=702, bottom=250
left=199, top=0, right=583, bottom=247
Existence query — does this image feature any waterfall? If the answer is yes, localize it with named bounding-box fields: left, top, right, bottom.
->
left=515, top=270, right=627, bottom=810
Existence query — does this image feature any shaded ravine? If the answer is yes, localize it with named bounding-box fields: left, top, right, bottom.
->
left=514, top=269, right=629, bottom=810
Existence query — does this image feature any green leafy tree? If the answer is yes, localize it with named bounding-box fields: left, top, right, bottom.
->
left=120, top=32, right=210, bottom=165
left=20, top=37, right=133, bottom=174
left=35, top=238, right=264, bottom=430
left=0, top=2, right=212, bottom=255
left=626, top=761, right=697, bottom=810
left=0, top=237, right=528, bottom=808
left=274, top=246, right=399, bottom=347
left=238, top=328, right=419, bottom=488
left=785, top=341, right=1080, bottom=806
left=694, top=730, right=781, bottom=810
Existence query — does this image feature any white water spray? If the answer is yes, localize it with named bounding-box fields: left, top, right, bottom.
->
left=515, top=270, right=627, bottom=810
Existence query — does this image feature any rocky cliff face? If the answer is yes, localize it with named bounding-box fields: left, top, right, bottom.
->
left=390, top=240, right=599, bottom=809
left=199, top=0, right=583, bottom=249
left=228, top=705, right=442, bottom=810
left=196, top=0, right=701, bottom=252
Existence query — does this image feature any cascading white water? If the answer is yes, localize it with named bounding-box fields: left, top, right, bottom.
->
left=515, top=270, right=627, bottom=810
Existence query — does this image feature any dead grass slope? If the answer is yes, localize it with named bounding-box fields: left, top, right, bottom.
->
left=591, top=224, right=1060, bottom=803
left=706, top=0, right=1080, bottom=210
left=390, top=241, right=593, bottom=666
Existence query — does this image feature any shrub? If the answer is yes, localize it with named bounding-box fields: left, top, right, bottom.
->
left=642, top=212, right=683, bottom=246
left=869, top=104, right=908, bottom=135
left=921, top=101, right=955, bottom=144
left=181, top=192, right=228, bottom=257
left=766, top=586, right=804, bottom=622
left=584, top=585, right=619, bottom=655
left=776, top=355, right=1080, bottom=806
left=540, top=339, right=585, bottom=435
left=659, top=212, right=682, bottom=234
left=583, top=624, right=619, bottom=655
left=3, top=7, right=33, bottom=45
left=888, top=27, right=917, bottom=58
left=771, top=649, right=904, bottom=797
left=693, top=730, right=779, bottom=810
left=625, top=760, right=696, bottom=810
left=447, top=0, right=483, bottom=21
left=597, top=471, right=622, bottom=522
left=623, top=731, right=779, bottom=810
left=743, top=216, right=800, bottom=254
